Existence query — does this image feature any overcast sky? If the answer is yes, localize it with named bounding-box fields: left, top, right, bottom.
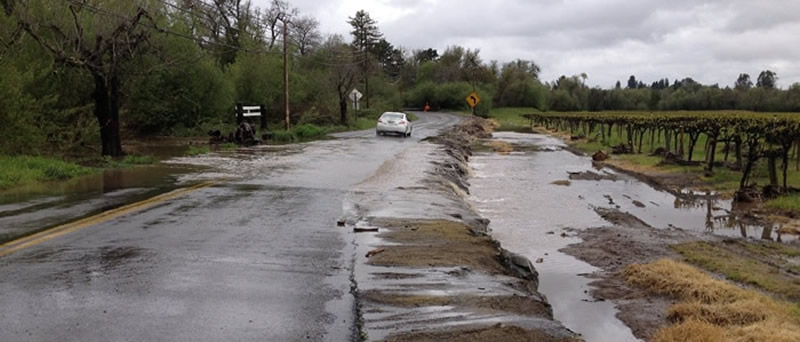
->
left=253, top=0, right=800, bottom=88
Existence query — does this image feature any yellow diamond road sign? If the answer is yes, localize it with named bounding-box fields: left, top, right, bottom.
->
left=466, top=92, right=481, bottom=108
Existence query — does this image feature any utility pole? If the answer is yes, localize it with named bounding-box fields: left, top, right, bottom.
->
left=362, top=26, right=370, bottom=109
left=283, top=17, right=290, bottom=131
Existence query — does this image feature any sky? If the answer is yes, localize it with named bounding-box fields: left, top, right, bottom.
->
left=253, top=0, right=800, bottom=89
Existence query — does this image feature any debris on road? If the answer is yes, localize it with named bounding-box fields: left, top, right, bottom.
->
left=365, top=248, right=385, bottom=258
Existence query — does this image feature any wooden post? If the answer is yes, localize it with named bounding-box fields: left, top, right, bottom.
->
left=283, top=18, right=290, bottom=131
left=768, top=152, right=779, bottom=187
left=260, top=104, right=267, bottom=130
left=236, top=103, right=244, bottom=125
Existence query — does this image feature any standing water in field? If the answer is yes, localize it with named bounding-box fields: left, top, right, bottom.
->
left=469, top=132, right=639, bottom=342
left=468, top=131, right=794, bottom=342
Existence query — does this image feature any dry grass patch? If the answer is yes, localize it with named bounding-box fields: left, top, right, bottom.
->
left=486, top=141, right=514, bottom=154
left=623, top=259, right=800, bottom=342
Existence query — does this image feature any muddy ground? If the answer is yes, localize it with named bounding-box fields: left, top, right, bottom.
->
left=544, top=134, right=800, bottom=340
left=560, top=209, right=715, bottom=340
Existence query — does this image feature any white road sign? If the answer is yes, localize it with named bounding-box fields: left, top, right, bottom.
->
left=349, top=89, right=363, bottom=102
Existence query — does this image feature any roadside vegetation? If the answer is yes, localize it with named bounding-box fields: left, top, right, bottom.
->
left=0, top=155, right=94, bottom=190
left=4, top=1, right=795, bottom=161
left=624, top=259, right=800, bottom=342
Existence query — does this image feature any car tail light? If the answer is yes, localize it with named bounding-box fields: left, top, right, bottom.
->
left=398, top=120, right=406, bottom=124
left=378, top=119, right=384, bottom=123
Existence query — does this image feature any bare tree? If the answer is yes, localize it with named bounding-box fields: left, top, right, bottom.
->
left=262, top=0, right=296, bottom=50
left=8, top=0, right=153, bottom=156
left=323, top=35, right=357, bottom=125
left=291, top=15, right=319, bottom=56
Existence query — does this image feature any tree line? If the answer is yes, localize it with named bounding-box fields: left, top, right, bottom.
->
left=1, top=0, right=798, bottom=157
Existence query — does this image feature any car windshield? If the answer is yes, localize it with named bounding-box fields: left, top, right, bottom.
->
left=381, top=114, right=404, bottom=121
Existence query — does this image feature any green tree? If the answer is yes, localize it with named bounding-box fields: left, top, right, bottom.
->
left=9, top=0, right=156, bottom=156
left=494, top=59, right=546, bottom=109
left=735, top=73, right=753, bottom=90
left=756, top=70, right=778, bottom=89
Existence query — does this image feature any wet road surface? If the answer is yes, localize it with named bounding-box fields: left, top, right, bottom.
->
left=0, top=112, right=462, bottom=341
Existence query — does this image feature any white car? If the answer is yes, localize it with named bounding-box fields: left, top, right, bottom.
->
left=376, top=112, right=413, bottom=137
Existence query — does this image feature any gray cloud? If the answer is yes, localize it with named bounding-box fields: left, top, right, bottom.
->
left=254, top=0, right=799, bottom=88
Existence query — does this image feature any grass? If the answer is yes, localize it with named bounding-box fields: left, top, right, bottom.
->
left=186, top=145, right=211, bottom=156
left=270, top=123, right=331, bottom=143
left=767, top=193, right=800, bottom=212
left=185, top=142, right=238, bottom=156
left=102, top=154, right=157, bottom=167
left=623, top=258, right=800, bottom=342
left=0, top=155, right=95, bottom=190
left=671, top=241, right=800, bottom=299
left=487, top=107, right=538, bottom=129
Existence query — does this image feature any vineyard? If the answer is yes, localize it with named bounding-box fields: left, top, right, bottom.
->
left=522, top=111, right=800, bottom=201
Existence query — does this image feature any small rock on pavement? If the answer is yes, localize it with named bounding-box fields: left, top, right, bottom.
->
left=535, top=258, right=544, bottom=263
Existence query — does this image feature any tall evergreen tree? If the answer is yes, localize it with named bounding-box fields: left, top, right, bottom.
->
left=347, top=10, right=382, bottom=108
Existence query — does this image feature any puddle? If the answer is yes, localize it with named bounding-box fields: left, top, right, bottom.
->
left=0, top=164, right=198, bottom=243
left=468, top=132, right=636, bottom=342
left=469, top=131, right=799, bottom=341
left=479, top=132, right=794, bottom=241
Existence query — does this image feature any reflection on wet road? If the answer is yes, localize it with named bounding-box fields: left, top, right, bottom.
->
left=0, top=112, right=462, bottom=341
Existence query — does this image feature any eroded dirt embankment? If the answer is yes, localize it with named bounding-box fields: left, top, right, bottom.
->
left=349, top=119, right=580, bottom=342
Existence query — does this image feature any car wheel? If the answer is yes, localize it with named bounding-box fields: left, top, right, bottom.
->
left=376, top=131, right=381, bottom=136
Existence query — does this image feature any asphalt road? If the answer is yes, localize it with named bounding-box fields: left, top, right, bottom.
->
left=0, top=112, right=463, bottom=342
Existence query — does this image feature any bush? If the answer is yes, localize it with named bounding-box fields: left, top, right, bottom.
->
left=293, top=124, right=327, bottom=139
left=268, top=124, right=329, bottom=143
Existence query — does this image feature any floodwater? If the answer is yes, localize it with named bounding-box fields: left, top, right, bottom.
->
left=0, top=164, right=197, bottom=242
left=468, top=132, right=795, bottom=342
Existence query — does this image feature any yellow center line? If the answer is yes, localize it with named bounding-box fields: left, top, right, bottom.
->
left=0, top=181, right=217, bottom=258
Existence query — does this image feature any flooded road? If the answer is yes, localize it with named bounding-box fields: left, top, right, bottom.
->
left=0, top=112, right=462, bottom=341
left=468, top=132, right=793, bottom=341
left=0, top=164, right=197, bottom=243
